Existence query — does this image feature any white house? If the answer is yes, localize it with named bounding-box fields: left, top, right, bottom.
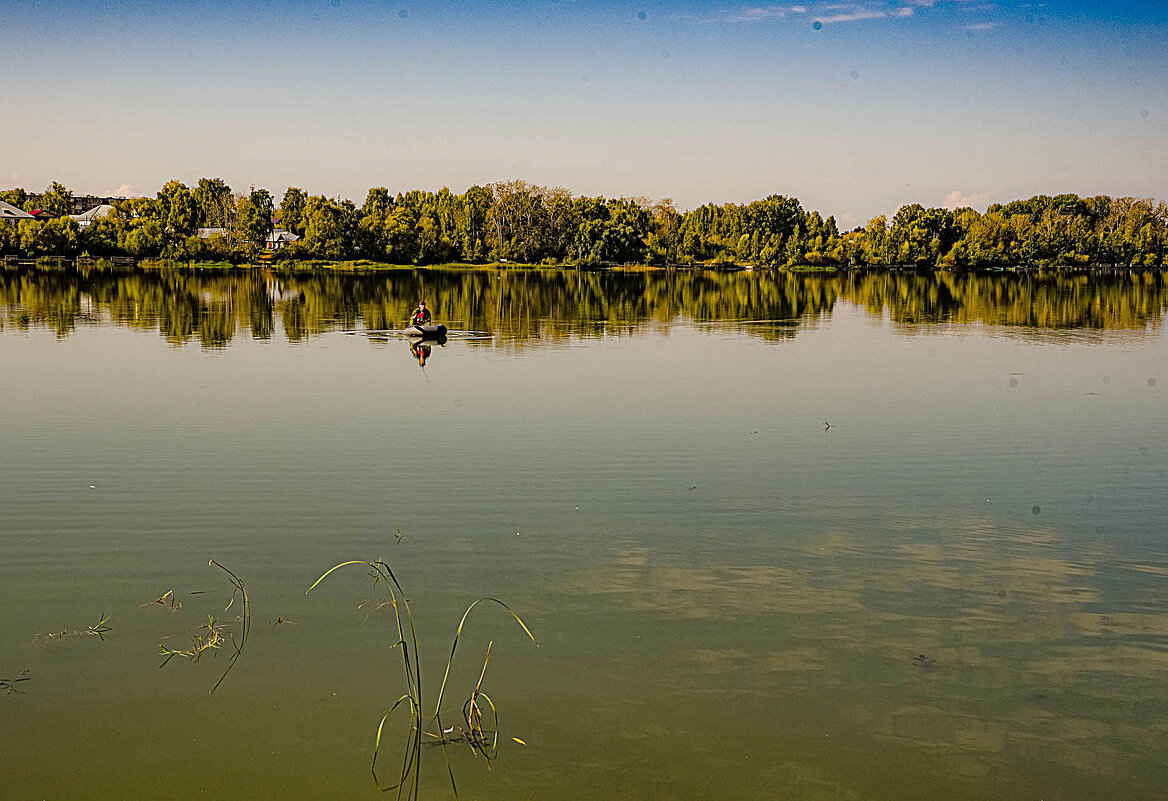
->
left=265, top=229, right=300, bottom=250
left=0, top=200, right=34, bottom=222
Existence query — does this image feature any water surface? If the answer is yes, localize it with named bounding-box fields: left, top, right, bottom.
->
left=1, top=268, right=1165, bottom=800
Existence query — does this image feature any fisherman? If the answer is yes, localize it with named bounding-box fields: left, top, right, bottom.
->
left=411, top=301, right=431, bottom=327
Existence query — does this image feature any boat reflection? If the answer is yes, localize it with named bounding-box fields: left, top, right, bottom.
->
left=408, top=336, right=446, bottom=367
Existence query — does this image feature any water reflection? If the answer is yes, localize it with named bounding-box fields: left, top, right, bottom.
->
left=1, top=268, right=1163, bottom=348
left=408, top=337, right=444, bottom=367
left=559, top=515, right=1168, bottom=789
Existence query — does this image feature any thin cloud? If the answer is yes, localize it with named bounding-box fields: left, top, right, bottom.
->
left=691, top=0, right=980, bottom=26
left=943, top=189, right=993, bottom=211
left=706, top=5, right=809, bottom=23
left=814, top=5, right=913, bottom=24
left=111, top=183, right=136, bottom=197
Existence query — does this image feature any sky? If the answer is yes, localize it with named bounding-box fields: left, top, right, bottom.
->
left=1, top=0, right=1166, bottom=225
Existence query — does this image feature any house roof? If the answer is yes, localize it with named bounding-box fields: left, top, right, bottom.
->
left=0, top=200, right=34, bottom=219
left=266, top=229, right=300, bottom=243
left=70, top=204, right=114, bottom=222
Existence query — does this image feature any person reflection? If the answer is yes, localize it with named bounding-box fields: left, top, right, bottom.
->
left=408, top=335, right=446, bottom=366
left=409, top=339, right=431, bottom=367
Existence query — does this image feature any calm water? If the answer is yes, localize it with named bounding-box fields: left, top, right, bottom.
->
left=1, top=268, right=1166, bottom=801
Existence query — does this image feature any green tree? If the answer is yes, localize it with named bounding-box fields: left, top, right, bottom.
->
left=0, top=188, right=28, bottom=208
left=362, top=187, right=392, bottom=217
left=280, top=187, right=307, bottom=236
left=237, top=189, right=274, bottom=247
left=31, top=181, right=73, bottom=216
left=193, top=178, right=234, bottom=230
left=157, top=180, right=198, bottom=239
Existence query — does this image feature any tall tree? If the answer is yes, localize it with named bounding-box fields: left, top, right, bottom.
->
left=279, top=187, right=307, bottom=236
left=237, top=189, right=274, bottom=247
left=157, top=180, right=197, bottom=239
left=193, top=178, right=234, bottom=229
left=33, top=181, right=73, bottom=216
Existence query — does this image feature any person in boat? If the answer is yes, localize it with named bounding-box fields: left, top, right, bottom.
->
left=410, top=301, right=431, bottom=327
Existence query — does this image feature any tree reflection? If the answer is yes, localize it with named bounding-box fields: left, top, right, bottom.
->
left=1, top=269, right=1164, bottom=348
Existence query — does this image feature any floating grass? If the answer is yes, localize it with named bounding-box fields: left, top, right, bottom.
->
left=157, top=559, right=251, bottom=694
left=88, top=614, right=113, bottom=641
left=140, top=589, right=183, bottom=612
left=306, top=558, right=538, bottom=799
left=33, top=614, right=112, bottom=644
left=159, top=614, right=228, bottom=666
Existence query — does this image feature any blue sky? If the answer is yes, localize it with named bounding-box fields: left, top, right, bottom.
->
left=1, top=0, right=1165, bottom=224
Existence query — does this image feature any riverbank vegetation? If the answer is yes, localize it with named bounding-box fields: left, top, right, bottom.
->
left=2, top=179, right=1166, bottom=269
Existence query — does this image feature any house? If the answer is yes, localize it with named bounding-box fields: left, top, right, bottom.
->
left=29, top=209, right=55, bottom=219
left=70, top=204, right=114, bottom=228
left=265, top=229, right=300, bottom=250
left=198, top=227, right=227, bottom=238
left=0, top=200, right=34, bottom=223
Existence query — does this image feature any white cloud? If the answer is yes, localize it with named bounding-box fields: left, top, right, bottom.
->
left=678, top=0, right=987, bottom=27
left=812, top=3, right=914, bottom=25
left=959, top=21, right=997, bottom=30
left=711, top=5, right=809, bottom=22
left=942, top=189, right=993, bottom=210
left=111, top=183, right=136, bottom=197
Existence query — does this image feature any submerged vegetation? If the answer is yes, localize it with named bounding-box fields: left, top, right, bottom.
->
left=306, top=559, right=537, bottom=797
left=2, top=179, right=1166, bottom=269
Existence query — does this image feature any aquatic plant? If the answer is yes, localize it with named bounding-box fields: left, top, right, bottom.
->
left=157, top=559, right=251, bottom=694
left=33, top=614, right=112, bottom=643
left=306, top=559, right=537, bottom=798
left=0, top=669, right=32, bottom=695
left=140, top=589, right=183, bottom=612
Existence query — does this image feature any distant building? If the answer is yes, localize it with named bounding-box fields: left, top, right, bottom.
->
left=0, top=200, right=34, bottom=223
left=70, top=204, right=114, bottom=228
left=198, top=227, right=227, bottom=239
left=265, top=229, right=300, bottom=250
left=24, top=194, right=127, bottom=216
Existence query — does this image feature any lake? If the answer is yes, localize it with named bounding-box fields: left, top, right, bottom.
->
left=1, top=267, right=1165, bottom=800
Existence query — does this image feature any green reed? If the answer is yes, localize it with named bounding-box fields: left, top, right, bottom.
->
left=306, top=559, right=538, bottom=799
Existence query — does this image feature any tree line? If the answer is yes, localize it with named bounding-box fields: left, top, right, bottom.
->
left=2, top=179, right=1166, bottom=269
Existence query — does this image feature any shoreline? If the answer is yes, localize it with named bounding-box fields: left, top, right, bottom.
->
left=3, top=256, right=1166, bottom=275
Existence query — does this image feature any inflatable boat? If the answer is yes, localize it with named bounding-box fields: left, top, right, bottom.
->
left=404, top=323, right=448, bottom=338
